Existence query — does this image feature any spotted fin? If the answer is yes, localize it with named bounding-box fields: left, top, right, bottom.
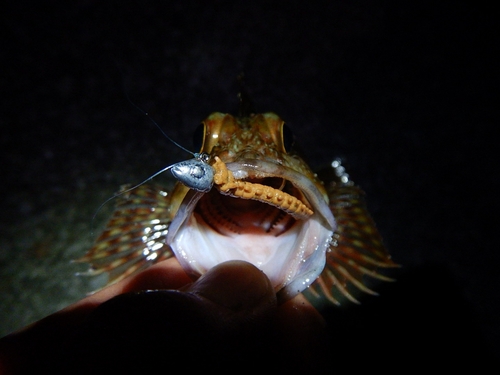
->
left=304, top=168, right=399, bottom=307
left=77, top=184, right=175, bottom=286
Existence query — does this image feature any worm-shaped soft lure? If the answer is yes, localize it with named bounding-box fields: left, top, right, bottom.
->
left=211, top=156, right=313, bottom=220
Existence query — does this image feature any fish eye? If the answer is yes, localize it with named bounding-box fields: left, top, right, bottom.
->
left=192, top=123, right=206, bottom=152
left=282, top=123, right=295, bottom=152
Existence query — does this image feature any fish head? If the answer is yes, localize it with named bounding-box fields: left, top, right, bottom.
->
left=167, top=112, right=336, bottom=301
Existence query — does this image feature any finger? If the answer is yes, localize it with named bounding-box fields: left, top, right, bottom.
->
left=0, top=257, right=192, bottom=374
left=69, top=257, right=191, bottom=312
left=183, top=260, right=277, bottom=318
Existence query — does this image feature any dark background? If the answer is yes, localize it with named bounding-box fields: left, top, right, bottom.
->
left=1, top=0, right=498, bottom=368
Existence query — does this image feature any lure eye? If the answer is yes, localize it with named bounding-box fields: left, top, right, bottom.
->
left=193, top=123, right=206, bottom=152
left=282, top=123, right=295, bottom=152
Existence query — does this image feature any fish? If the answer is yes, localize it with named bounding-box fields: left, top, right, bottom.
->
left=78, top=111, right=398, bottom=306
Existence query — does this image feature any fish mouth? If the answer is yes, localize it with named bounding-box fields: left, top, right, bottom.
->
left=167, top=159, right=335, bottom=301
left=195, top=177, right=303, bottom=237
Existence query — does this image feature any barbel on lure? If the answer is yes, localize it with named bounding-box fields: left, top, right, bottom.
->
left=78, top=97, right=398, bottom=307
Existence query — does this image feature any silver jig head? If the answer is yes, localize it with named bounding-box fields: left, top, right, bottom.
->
left=170, top=153, right=214, bottom=192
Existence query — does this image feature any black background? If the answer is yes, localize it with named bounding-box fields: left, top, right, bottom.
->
left=1, top=0, right=498, bottom=369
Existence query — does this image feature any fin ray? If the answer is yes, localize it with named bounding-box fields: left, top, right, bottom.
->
left=305, top=181, right=399, bottom=307
left=77, top=184, right=176, bottom=287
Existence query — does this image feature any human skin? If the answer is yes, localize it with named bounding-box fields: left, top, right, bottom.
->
left=0, top=259, right=329, bottom=374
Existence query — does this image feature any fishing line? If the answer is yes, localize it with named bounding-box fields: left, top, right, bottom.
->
left=90, top=84, right=213, bottom=237
left=121, top=90, right=199, bottom=158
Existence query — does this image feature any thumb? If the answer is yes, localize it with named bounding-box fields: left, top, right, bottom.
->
left=182, top=260, right=277, bottom=320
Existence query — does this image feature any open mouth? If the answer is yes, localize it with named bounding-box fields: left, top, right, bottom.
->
left=195, top=177, right=306, bottom=237
left=166, top=159, right=335, bottom=299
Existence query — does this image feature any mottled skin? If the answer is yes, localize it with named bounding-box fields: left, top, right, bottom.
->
left=205, top=113, right=324, bottom=189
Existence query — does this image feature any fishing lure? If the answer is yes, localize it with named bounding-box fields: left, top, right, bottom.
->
left=211, top=156, right=313, bottom=219
left=79, top=109, right=397, bottom=306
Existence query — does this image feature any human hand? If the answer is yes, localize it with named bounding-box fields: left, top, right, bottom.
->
left=0, top=259, right=329, bottom=374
